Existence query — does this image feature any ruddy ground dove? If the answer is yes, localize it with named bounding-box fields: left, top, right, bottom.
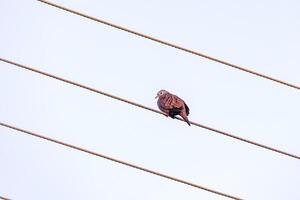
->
left=155, top=89, right=191, bottom=126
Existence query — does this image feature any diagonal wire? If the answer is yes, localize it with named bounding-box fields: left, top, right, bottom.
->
left=0, top=122, right=243, bottom=200
left=37, top=0, right=300, bottom=91
left=1, top=57, right=299, bottom=160
left=0, top=196, right=11, bottom=200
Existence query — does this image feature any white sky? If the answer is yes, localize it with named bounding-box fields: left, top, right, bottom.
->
left=1, top=0, right=300, bottom=199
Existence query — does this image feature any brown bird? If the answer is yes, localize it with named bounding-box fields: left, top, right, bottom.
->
left=155, top=89, right=191, bottom=126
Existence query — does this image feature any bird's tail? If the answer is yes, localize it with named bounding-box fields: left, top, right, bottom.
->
left=180, top=113, right=191, bottom=126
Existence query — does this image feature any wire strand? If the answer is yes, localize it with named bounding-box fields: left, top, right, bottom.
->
left=0, top=122, right=243, bottom=200
left=0, top=196, right=11, bottom=200
left=1, top=57, right=299, bottom=160
left=37, top=0, right=300, bottom=91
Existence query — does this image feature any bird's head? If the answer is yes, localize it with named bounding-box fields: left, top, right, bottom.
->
left=155, top=89, right=169, bottom=99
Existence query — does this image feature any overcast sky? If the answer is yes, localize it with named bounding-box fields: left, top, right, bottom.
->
left=1, top=0, right=300, bottom=199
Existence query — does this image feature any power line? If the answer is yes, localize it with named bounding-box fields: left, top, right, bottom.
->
left=0, top=122, right=243, bottom=200
left=0, top=196, right=11, bottom=200
left=37, top=0, right=300, bottom=91
left=1, top=57, right=299, bottom=160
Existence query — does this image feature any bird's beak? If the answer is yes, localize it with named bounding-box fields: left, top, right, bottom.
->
left=155, top=95, right=158, bottom=99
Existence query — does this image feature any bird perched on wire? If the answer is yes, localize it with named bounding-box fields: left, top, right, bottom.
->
left=155, top=89, right=191, bottom=126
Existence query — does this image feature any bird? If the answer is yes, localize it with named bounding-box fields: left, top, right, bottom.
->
left=155, top=89, right=191, bottom=126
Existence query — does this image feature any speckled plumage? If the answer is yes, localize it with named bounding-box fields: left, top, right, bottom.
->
left=156, top=90, right=190, bottom=126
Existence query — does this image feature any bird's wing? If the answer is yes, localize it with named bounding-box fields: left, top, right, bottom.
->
left=170, top=94, right=189, bottom=115
left=184, top=102, right=190, bottom=115
left=165, top=94, right=184, bottom=109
